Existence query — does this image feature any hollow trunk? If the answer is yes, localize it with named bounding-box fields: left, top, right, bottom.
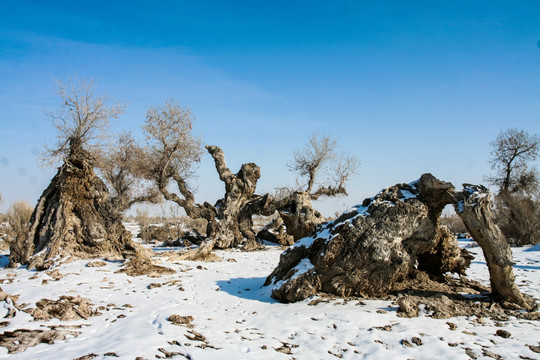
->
left=454, top=184, right=534, bottom=309
left=9, top=146, right=138, bottom=270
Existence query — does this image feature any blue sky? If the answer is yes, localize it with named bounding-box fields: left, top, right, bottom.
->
left=1, top=1, right=540, bottom=216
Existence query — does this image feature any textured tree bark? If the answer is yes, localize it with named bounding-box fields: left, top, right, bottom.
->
left=158, top=145, right=273, bottom=254
left=9, top=145, right=138, bottom=270
left=205, top=145, right=268, bottom=249
left=454, top=184, right=534, bottom=310
left=278, top=192, right=326, bottom=241
left=267, top=174, right=531, bottom=310
left=266, top=174, right=470, bottom=302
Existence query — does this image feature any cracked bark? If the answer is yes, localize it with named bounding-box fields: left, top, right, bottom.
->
left=455, top=184, right=534, bottom=310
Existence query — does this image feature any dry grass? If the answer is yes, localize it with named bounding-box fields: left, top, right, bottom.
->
left=1, top=201, right=33, bottom=248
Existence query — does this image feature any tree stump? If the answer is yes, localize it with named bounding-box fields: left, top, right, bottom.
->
left=9, top=146, right=138, bottom=270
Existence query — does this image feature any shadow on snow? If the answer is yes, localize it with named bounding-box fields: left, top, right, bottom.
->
left=216, top=276, right=279, bottom=304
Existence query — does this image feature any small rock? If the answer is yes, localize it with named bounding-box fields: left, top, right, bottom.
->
left=464, top=347, right=478, bottom=359
left=495, top=329, right=511, bottom=338
left=446, top=322, right=457, bottom=330
left=401, top=339, right=412, bottom=347
left=374, top=325, right=392, bottom=332
left=411, top=337, right=423, bottom=346
left=482, top=349, right=503, bottom=359
left=46, top=269, right=63, bottom=281
left=147, top=283, right=162, bottom=289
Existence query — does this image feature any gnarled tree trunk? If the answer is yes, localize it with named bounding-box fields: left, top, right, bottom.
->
left=9, top=145, right=138, bottom=270
left=455, top=184, right=534, bottom=309
left=277, top=192, right=326, bottom=241
left=161, top=145, right=275, bottom=256
left=266, top=174, right=532, bottom=310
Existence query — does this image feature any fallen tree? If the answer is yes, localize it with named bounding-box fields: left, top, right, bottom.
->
left=265, top=173, right=535, bottom=311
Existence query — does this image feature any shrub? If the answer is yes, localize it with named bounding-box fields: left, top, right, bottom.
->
left=4, top=201, right=34, bottom=245
left=495, top=192, right=540, bottom=246
left=440, top=213, right=468, bottom=236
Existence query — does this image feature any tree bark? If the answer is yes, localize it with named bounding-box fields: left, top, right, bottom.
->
left=205, top=145, right=264, bottom=249
left=9, top=146, right=138, bottom=270
left=454, top=184, right=534, bottom=310
left=267, top=174, right=532, bottom=310
left=277, top=192, right=326, bottom=241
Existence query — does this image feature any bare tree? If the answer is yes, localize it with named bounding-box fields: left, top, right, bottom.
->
left=41, top=77, right=126, bottom=165
left=142, top=100, right=209, bottom=219
left=486, top=128, right=540, bottom=245
left=487, top=128, right=539, bottom=194
left=10, top=78, right=138, bottom=269
left=289, top=132, right=360, bottom=198
left=496, top=188, right=540, bottom=245
left=144, top=100, right=275, bottom=254
left=96, top=132, right=161, bottom=215
left=270, top=133, right=360, bottom=240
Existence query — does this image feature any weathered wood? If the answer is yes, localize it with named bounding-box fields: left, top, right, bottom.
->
left=266, top=174, right=470, bottom=302
left=9, top=144, right=138, bottom=270
left=454, top=184, right=534, bottom=310
left=266, top=174, right=532, bottom=310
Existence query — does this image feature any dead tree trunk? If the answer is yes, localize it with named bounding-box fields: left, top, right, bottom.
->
left=277, top=192, right=326, bottom=241
left=158, top=145, right=274, bottom=254
left=9, top=145, right=138, bottom=270
left=205, top=145, right=270, bottom=250
left=266, top=174, right=532, bottom=310
left=454, top=184, right=534, bottom=310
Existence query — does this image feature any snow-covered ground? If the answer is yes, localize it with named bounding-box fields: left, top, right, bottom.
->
left=0, top=227, right=538, bottom=359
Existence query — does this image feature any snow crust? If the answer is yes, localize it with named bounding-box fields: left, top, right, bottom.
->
left=0, top=232, right=538, bottom=359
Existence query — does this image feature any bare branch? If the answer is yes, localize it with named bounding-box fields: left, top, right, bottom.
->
left=206, top=145, right=234, bottom=188
left=288, top=132, right=359, bottom=200
left=143, top=100, right=210, bottom=220
left=487, top=128, right=539, bottom=194
left=41, top=77, right=126, bottom=166
left=96, top=132, right=162, bottom=214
